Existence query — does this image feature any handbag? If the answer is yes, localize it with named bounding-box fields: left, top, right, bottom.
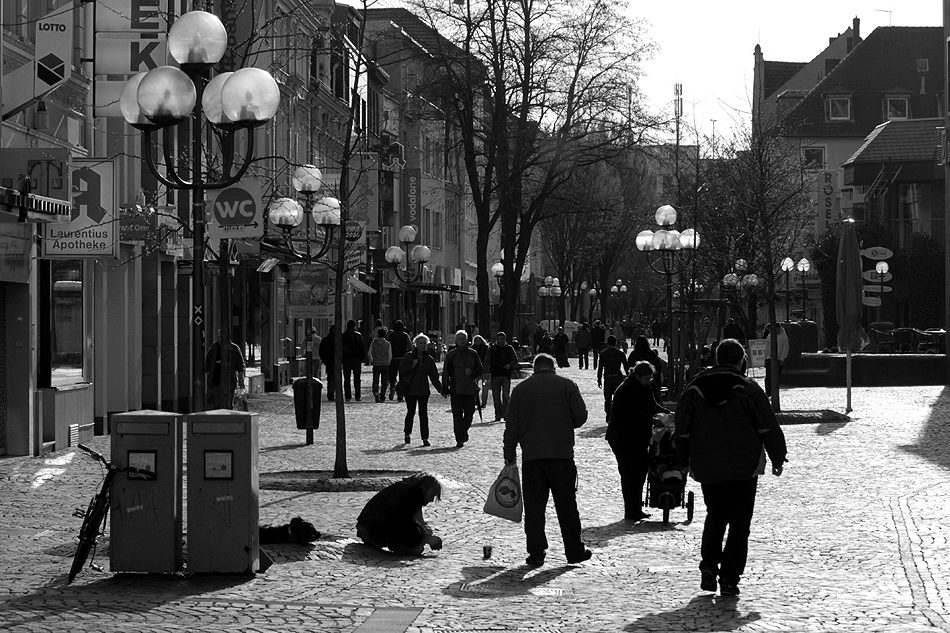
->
left=232, top=387, right=249, bottom=411
left=395, top=378, right=410, bottom=397
left=484, top=462, right=523, bottom=522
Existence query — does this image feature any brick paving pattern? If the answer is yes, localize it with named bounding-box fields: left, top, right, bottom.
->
left=1, top=364, right=949, bottom=632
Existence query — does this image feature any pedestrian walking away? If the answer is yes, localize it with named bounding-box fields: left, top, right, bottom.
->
left=606, top=361, right=672, bottom=521
left=356, top=473, right=444, bottom=555
left=442, top=330, right=483, bottom=448
left=368, top=328, right=393, bottom=402
left=553, top=326, right=571, bottom=368
left=484, top=331, right=518, bottom=421
left=319, top=324, right=336, bottom=400
left=503, top=353, right=592, bottom=566
left=575, top=322, right=591, bottom=369
left=471, top=334, right=491, bottom=408
left=590, top=320, right=606, bottom=369
left=597, top=335, right=630, bottom=424
left=650, top=318, right=662, bottom=347
left=387, top=320, right=413, bottom=401
left=674, top=338, right=788, bottom=597
left=205, top=330, right=246, bottom=410
left=398, top=334, right=444, bottom=446
left=342, top=319, right=366, bottom=401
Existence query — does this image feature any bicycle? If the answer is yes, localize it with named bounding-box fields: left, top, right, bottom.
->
left=68, top=444, right=150, bottom=584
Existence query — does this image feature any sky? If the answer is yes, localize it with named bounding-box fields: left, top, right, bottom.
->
left=631, top=1, right=944, bottom=143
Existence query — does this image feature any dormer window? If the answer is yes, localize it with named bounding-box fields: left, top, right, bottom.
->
left=885, top=96, right=909, bottom=120
left=827, top=96, right=852, bottom=121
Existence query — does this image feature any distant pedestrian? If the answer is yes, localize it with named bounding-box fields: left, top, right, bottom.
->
left=442, top=330, right=483, bottom=448
left=484, top=331, right=518, bottom=422
left=553, top=326, right=570, bottom=368
left=533, top=322, right=546, bottom=354
left=591, top=320, right=606, bottom=368
left=204, top=330, right=246, bottom=409
left=575, top=322, right=591, bottom=369
left=368, top=328, right=393, bottom=402
left=319, top=324, right=336, bottom=400
left=538, top=331, right=554, bottom=355
left=675, top=338, right=787, bottom=597
left=503, top=353, right=592, bottom=567
left=387, top=320, right=413, bottom=401
left=597, top=335, right=630, bottom=424
left=342, top=319, right=366, bottom=401
left=607, top=361, right=671, bottom=521
left=356, top=473, right=444, bottom=555
left=471, top=334, right=491, bottom=408
left=398, top=334, right=444, bottom=446
left=612, top=321, right=627, bottom=352
left=651, top=319, right=662, bottom=347
left=764, top=323, right=789, bottom=398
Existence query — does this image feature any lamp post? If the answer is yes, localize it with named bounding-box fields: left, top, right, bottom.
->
left=588, top=286, right=598, bottom=321
left=385, top=225, right=431, bottom=332
left=875, top=260, right=889, bottom=320
left=120, top=10, right=280, bottom=412
left=722, top=259, right=760, bottom=308
left=635, top=204, right=700, bottom=395
left=550, top=278, right=562, bottom=326
left=264, top=164, right=341, bottom=445
left=797, top=258, right=811, bottom=319
left=780, top=257, right=795, bottom=321
left=609, top=279, right=627, bottom=323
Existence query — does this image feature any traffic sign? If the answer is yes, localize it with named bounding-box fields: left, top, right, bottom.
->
left=864, top=285, right=892, bottom=293
left=862, top=246, right=893, bottom=260
left=207, top=178, right=264, bottom=240
left=863, top=270, right=892, bottom=283
left=863, top=296, right=882, bottom=307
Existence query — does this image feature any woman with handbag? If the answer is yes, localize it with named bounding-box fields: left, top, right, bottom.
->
left=398, top=334, right=444, bottom=446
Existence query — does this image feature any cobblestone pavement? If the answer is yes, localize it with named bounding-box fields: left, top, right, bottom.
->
left=1, top=364, right=949, bottom=632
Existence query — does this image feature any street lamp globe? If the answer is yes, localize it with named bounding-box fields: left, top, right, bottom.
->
left=620, top=285, right=627, bottom=293
left=635, top=230, right=655, bottom=251
left=551, top=286, right=562, bottom=297
left=398, top=225, right=418, bottom=244
left=588, top=288, right=597, bottom=298
left=544, top=275, right=554, bottom=287
left=735, top=258, right=748, bottom=273
left=652, top=229, right=681, bottom=251
left=310, top=196, right=341, bottom=226
left=385, top=246, right=406, bottom=265
left=119, top=72, right=156, bottom=129
left=410, top=244, right=431, bottom=263
left=491, top=262, right=504, bottom=278
left=723, top=272, right=739, bottom=287
left=610, top=285, right=619, bottom=293
left=267, top=197, right=303, bottom=229
left=168, top=10, right=228, bottom=65
left=136, top=66, right=197, bottom=125
left=220, top=67, right=281, bottom=125
left=200, top=71, right=234, bottom=126
left=679, top=228, right=700, bottom=250
left=797, top=258, right=811, bottom=273
left=292, top=164, right=324, bottom=194
left=552, top=278, right=560, bottom=288
left=876, top=261, right=889, bottom=275
left=538, top=286, right=550, bottom=297
left=655, top=204, right=677, bottom=226
left=742, top=273, right=759, bottom=288
left=780, top=257, right=795, bottom=272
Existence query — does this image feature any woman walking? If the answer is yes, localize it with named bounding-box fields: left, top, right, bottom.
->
left=606, top=361, right=671, bottom=521
left=472, top=334, right=490, bottom=408
left=398, top=334, right=444, bottom=446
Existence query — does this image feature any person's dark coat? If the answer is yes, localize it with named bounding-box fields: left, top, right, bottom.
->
left=485, top=342, right=518, bottom=377
left=398, top=350, right=442, bottom=397
left=590, top=323, right=606, bottom=349
left=553, top=331, right=569, bottom=355
left=538, top=333, right=554, bottom=354
left=343, top=323, right=366, bottom=360
left=606, top=374, right=668, bottom=447
left=318, top=327, right=335, bottom=367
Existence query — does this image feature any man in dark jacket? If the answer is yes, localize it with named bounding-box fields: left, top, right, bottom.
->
left=318, top=324, right=336, bottom=400
left=503, top=353, right=591, bottom=567
left=590, top=320, right=607, bottom=369
left=674, top=338, right=787, bottom=597
left=442, top=330, right=483, bottom=448
left=596, top=335, right=629, bottom=424
left=484, top=331, right=518, bottom=422
left=342, top=319, right=366, bottom=401
left=387, top=320, right=412, bottom=401
left=574, top=322, right=592, bottom=369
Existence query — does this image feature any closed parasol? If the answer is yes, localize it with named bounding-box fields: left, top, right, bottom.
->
left=836, top=218, right=868, bottom=412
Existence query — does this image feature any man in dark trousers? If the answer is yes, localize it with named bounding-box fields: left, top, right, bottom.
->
left=205, top=330, right=246, bottom=409
left=484, top=331, right=518, bottom=422
left=318, top=324, right=336, bottom=400
left=675, top=338, right=787, bottom=597
left=590, top=320, right=606, bottom=369
left=596, top=335, right=629, bottom=424
left=387, top=320, right=412, bottom=401
left=341, top=319, right=366, bottom=401
left=442, top=330, right=483, bottom=448
left=503, top=353, right=592, bottom=567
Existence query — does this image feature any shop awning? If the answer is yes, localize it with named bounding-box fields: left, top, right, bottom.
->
left=347, top=276, right=376, bottom=294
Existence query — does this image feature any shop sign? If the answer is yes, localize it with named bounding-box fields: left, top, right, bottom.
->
left=43, top=158, right=118, bottom=259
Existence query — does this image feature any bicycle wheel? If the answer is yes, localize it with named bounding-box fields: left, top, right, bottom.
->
left=68, top=491, right=108, bottom=583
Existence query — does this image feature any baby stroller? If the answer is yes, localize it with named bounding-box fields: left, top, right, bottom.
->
left=645, top=423, right=694, bottom=524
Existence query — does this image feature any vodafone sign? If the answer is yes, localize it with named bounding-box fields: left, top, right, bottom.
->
left=207, top=178, right=264, bottom=240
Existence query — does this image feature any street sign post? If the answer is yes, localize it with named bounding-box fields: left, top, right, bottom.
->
left=207, top=179, right=264, bottom=240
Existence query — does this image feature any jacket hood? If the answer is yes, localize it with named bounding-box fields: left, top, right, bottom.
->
left=683, top=366, right=750, bottom=405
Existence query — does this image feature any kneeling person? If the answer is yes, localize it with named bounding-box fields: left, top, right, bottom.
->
left=356, top=473, right=444, bottom=555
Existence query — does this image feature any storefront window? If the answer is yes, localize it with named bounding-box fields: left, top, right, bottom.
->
left=51, top=260, right=83, bottom=385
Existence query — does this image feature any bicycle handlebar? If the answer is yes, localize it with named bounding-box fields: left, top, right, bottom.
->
left=77, top=444, right=107, bottom=466
left=76, top=444, right=151, bottom=477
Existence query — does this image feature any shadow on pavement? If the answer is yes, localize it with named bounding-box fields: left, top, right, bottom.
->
left=578, top=424, right=607, bottom=439
left=901, top=385, right=950, bottom=471
left=815, top=421, right=848, bottom=435
left=341, top=542, right=417, bottom=567
left=363, top=445, right=413, bottom=455
left=409, top=446, right=461, bottom=455
left=583, top=519, right=677, bottom=545
left=624, top=594, right=761, bottom=631
left=443, top=564, right=573, bottom=599
left=260, top=443, right=309, bottom=453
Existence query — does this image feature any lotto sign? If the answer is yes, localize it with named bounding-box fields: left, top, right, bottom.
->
left=207, top=179, right=264, bottom=240
left=43, top=159, right=119, bottom=259
left=35, top=6, right=74, bottom=91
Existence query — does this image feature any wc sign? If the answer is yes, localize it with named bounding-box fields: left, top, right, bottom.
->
left=207, top=178, right=264, bottom=240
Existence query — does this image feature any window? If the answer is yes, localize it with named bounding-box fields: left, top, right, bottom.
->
left=433, top=211, right=443, bottom=249
left=51, top=261, right=84, bottom=386
left=802, top=147, right=825, bottom=171
left=827, top=96, right=851, bottom=121
left=445, top=199, right=458, bottom=243
left=885, top=96, right=909, bottom=120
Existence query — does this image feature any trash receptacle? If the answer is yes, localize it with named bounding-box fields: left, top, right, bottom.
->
left=110, top=410, right=183, bottom=574
left=293, top=377, right=322, bottom=430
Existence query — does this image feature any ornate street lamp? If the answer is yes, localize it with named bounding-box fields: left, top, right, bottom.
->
left=385, top=225, right=431, bottom=330
left=797, top=257, right=811, bottom=318
left=120, top=10, right=279, bottom=412
left=610, top=279, right=627, bottom=322
left=635, top=204, right=700, bottom=394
